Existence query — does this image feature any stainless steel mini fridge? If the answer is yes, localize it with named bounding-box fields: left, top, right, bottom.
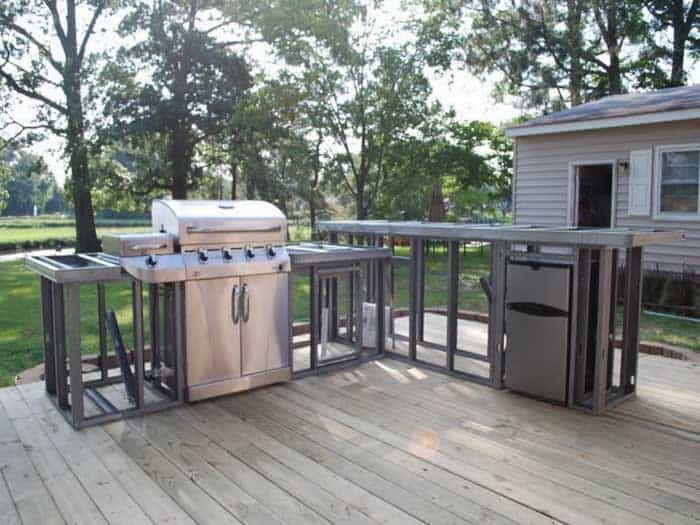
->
left=505, top=262, right=571, bottom=403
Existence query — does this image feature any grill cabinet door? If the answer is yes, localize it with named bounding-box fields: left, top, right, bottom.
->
left=185, top=277, right=241, bottom=386
left=240, top=273, right=289, bottom=375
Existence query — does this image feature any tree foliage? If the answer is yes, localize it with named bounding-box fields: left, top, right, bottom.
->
left=0, top=0, right=117, bottom=250
left=0, top=146, right=64, bottom=216
left=375, top=117, right=512, bottom=221
left=100, top=0, right=253, bottom=199
left=417, top=0, right=698, bottom=110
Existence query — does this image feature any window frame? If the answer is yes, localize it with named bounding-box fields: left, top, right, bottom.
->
left=653, top=143, right=700, bottom=221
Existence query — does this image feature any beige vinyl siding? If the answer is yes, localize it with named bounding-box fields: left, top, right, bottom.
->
left=513, top=119, right=700, bottom=273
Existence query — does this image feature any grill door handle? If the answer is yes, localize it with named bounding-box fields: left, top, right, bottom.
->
left=231, top=285, right=240, bottom=324
left=186, top=225, right=281, bottom=234
left=240, top=284, right=250, bottom=322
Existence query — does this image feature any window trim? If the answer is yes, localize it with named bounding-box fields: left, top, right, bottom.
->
left=653, top=143, right=700, bottom=221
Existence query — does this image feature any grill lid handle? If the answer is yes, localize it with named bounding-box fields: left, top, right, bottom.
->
left=186, top=225, right=282, bottom=234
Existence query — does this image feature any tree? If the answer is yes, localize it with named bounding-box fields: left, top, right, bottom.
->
left=641, top=0, right=699, bottom=87
left=0, top=146, right=61, bottom=216
left=284, top=20, right=432, bottom=219
left=0, top=160, right=10, bottom=214
left=0, top=0, right=110, bottom=250
left=101, top=0, right=253, bottom=199
left=416, top=0, right=683, bottom=110
left=375, top=117, right=512, bottom=221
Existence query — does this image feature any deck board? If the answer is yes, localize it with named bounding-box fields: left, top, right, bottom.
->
left=1, top=348, right=699, bottom=524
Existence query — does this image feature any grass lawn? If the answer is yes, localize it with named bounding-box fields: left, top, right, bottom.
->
left=0, top=225, right=147, bottom=244
left=0, top=243, right=697, bottom=387
left=0, top=217, right=310, bottom=250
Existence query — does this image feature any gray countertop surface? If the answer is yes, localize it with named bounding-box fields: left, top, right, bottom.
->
left=287, top=243, right=392, bottom=266
left=317, top=221, right=684, bottom=248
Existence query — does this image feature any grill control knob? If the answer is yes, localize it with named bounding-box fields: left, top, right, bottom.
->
left=146, top=255, right=157, bottom=267
left=267, top=246, right=276, bottom=257
left=245, top=247, right=255, bottom=259
left=198, top=249, right=208, bottom=262
left=222, top=248, right=233, bottom=261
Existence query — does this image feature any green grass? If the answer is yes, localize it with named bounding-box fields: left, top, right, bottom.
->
left=392, top=244, right=492, bottom=312
left=0, top=244, right=697, bottom=387
left=0, top=226, right=147, bottom=244
left=0, top=217, right=308, bottom=251
left=0, top=216, right=149, bottom=228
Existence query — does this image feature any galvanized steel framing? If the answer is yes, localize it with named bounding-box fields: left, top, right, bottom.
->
left=318, top=221, right=680, bottom=414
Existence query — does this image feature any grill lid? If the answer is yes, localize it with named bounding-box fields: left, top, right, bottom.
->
left=152, top=199, right=287, bottom=249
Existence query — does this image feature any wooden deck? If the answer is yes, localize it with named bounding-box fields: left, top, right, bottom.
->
left=1, top=352, right=699, bottom=525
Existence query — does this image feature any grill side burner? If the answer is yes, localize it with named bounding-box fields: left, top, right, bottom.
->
left=105, top=200, right=292, bottom=401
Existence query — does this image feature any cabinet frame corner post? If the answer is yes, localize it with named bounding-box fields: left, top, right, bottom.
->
left=592, top=248, right=614, bottom=414
left=132, top=280, right=146, bottom=409
left=446, top=241, right=459, bottom=372
left=97, top=283, right=108, bottom=382
left=174, top=282, right=186, bottom=404
left=408, top=238, right=419, bottom=362
left=375, top=259, right=385, bottom=357
left=40, top=277, right=56, bottom=396
left=65, top=283, right=83, bottom=429
left=621, top=246, right=643, bottom=395
left=487, top=241, right=507, bottom=389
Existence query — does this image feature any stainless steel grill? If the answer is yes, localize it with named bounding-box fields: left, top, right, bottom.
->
left=105, top=199, right=291, bottom=401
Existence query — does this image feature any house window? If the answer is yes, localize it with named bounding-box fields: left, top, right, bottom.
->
left=656, top=145, right=700, bottom=217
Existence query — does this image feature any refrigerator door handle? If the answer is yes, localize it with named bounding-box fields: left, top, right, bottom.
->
left=506, top=301, right=568, bottom=317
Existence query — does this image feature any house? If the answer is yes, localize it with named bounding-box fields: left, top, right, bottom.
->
left=506, top=85, right=700, bottom=274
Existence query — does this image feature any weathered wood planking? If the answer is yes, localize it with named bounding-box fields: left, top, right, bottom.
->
left=0, top=348, right=698, bottom=525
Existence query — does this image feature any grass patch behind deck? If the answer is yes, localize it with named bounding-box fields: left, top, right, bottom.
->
left=0, top=243, right=697, bottom=387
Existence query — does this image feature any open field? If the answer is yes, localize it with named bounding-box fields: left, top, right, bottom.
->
left=1, top=244, right=698, bottom=387
left=0, top=216, right=311, bottom=252
left=0, top=216, right=150, bottom=252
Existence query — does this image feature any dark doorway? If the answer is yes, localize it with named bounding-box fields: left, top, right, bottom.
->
left=576, top=164, right=613, bottom=228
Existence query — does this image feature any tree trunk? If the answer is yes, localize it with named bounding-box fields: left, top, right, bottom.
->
left=356, top=193, right=367, bottom=219
left=427, top=179, right=446, bottom=221
left=604, top=2, right=623, bottom=94
left=69, top=131, right=99, bottom=252
left=355, top=165, right=367, bottom=219
left=231, top=162, right=237, bottom=200
left=170, top=124, right=189, bottom=199
left=65, top=0, right=99, bottom=252
left=567, top=0, right=583, bottom=105
left=669, top=0, right=695, bottom=86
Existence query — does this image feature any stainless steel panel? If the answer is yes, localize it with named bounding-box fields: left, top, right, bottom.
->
left=506, top=263, right=570, bottom=312
left=103, top=232, right=174, bottom=257
left=121, top=253, right=187, bottom=283
left=187, top=367, right=291, bottom=401
left=317, top=220, right=684, bottom=248
left=183, top=247, right=290, bottom=280
left=152, top=199, right=286, bottom=248
left=185, top=277, right=241, bottom=387
left=505, top=310, right=569, bottom=402
left=25, top=253, right=124, bottom=284
left=240, top=272, right=290, bottom=375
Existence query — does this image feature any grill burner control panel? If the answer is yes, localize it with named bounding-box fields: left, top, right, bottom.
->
left=184, top=246, right=289, bottom=280
left=120, top=246, right=290, bottom=283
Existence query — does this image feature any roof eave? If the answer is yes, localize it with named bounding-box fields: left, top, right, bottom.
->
left=506, top=108, right=700, bottom=138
